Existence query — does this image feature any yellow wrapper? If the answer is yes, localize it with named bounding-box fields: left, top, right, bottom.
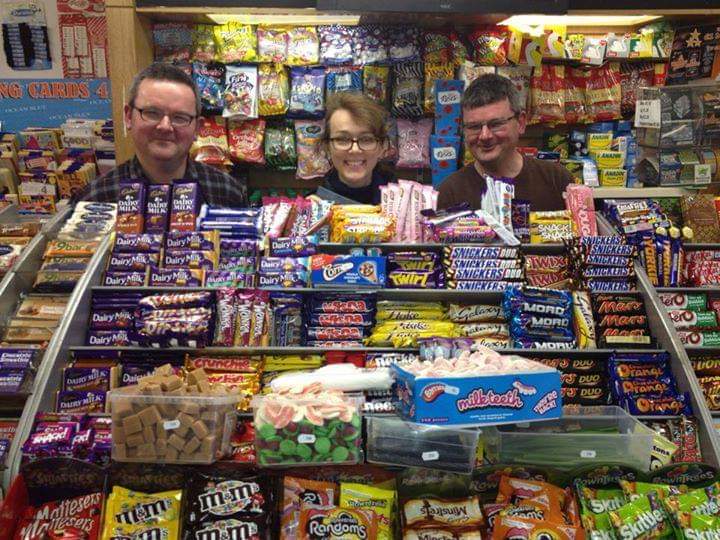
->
left=340, top=483, right=396, bottom=540
left=103, top=487, right=182, bottom=540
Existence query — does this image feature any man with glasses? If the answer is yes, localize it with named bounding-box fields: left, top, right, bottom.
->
left=82, top=62, right=247, bottom=206
left=437, top=74, right=573, bottom=211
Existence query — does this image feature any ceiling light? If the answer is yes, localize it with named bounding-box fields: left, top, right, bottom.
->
left=207, top=12, right=361, bottom=25
left=499, top=14, right=662, bottom=31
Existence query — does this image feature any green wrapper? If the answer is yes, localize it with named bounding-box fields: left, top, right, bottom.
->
left=580, top=484, right=627, bottom=531
left=620, top=480, right=686, bottom=502
left=674, top=511, right=720, bottom=540
left=664, top=483, right=720, bottom=517
left=610, top=493, right=673, bottom=540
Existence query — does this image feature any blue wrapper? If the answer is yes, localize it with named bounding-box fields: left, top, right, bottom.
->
left=612, top=376, right=675, bottom=397
left=326, top=66, right=363, bottom=94
left=513, top=338, right=578, bottom=349
left=622, top=392, right=693, bottom=416
left=512, top=312, right=572, bottom=331
left=288, top=66, right=326, bottom=119
left=0, top=348, right=36, bottom=369
left=503, top=286, right=573, bottom=317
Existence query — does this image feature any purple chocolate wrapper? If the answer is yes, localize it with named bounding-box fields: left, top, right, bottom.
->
left=90, top=309, right=134, bottom=330
left=0, top=348, right=36, bottom=369
left=85, top=330, right=131, bottom=347
left=145, top=184, right=171, bottom=234
left=63, top=367, right=112, bottom=392
left=148, top=267, right=204, bottom=287
left=165, top=230, right=219, bottom=251
left=55, top=390, right=107, bottom=414
left=163, top=249, right=217, bottom=271
left=0, top=368, right=29, bottom=393
left=103, top=271, right=147, bottom=287
left=270, top=235, right=318, bottom=257
left=113, top=233, right=164, bottom=253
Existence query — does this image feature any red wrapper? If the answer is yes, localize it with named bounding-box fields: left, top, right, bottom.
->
left=212, top=288, right=237, bottom=346
left=14, top=492, right=104, bottom=540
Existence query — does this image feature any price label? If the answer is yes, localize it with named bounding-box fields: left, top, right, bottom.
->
left=298, top=434, right=316, bottom=444
left=163, top=419, right=180, bottom=430
left=422, top=451, right=440, bottom=461
left=634, top=100, right=661, bottom=128
left=580, top=450, right=597, bottom=459
left=694, top=164, right=712, bottom=184
left=437, top=90, right=461, bottom=105
left=433, top=146, right=457, bottom=161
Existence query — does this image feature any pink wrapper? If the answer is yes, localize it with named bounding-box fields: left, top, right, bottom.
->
left=380, top=185, right=391, bottom=217
left=406, top=181, right=423, bottom=242
left=565, top=184, right=598, bottom=237
left=395, top=179, right=415, bottom=242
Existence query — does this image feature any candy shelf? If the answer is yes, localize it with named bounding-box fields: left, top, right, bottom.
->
left=591, top=187, right=699, bottom=198
left=70, top=345, right=417, bottom=354
left=633, top=260, right=720, bottom=466
left=318, top=242, right=567, bottom=255
left=2, top=234, right=114, bottom=488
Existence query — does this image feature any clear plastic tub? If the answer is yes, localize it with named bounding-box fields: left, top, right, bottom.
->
left=485, top=406, right=656, bottom=471
left=108, top=387, right=238, bottom=464
left=365, top=415, right=480, bottom=475
left=253, top=394, right=362, bottom=467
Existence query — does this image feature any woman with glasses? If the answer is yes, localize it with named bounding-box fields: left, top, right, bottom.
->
left=320, top=92, right=393, bottom=204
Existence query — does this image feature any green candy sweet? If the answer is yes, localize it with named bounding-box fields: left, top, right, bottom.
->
left=258, top=423, right=276, bottom=440
left=279, top=439, right=296, bottom=455
left=314, top=437, right=331, bottom=455
left=296, top=443, right=312, bottom=460
left=332, top=446, right=349, bottom=462
left=259, top=449, right=282, bottom=464
left=351, top=414, right=361, bottom=428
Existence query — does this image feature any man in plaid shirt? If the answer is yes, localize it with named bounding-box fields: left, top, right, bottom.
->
left=81, top=63, right=248, bottom=207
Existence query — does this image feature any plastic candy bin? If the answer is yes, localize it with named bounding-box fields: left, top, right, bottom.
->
left=109, top=387, right=238, bottom=464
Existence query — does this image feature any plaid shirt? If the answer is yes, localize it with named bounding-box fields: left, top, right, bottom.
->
left=80, top=157, right=248, bottom=207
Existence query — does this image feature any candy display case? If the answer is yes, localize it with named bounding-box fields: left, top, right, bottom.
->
left=365, top=415, right=481, bottom=474
left=485, top=406, right=656, bottom=472
left=109, top=387, right=238, bottom=464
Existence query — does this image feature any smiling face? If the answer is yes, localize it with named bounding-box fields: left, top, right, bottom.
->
left=327, top=108, right=385, bottom=189
left=124, top=79, right=199, bottom=170
left=463, top=98, right=526, bottom=169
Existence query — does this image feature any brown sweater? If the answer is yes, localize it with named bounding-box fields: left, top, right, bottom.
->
left=437, top=156, right=574, bottom=211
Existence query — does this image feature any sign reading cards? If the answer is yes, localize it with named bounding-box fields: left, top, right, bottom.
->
left=0, top=78, right=111, bottom=131
left=634, top=99, right=661, bottom=128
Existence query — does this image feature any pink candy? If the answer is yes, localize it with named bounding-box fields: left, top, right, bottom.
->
left=565, top=184, right=598, bottom=237
left=403, top=346, right=550, bottom=378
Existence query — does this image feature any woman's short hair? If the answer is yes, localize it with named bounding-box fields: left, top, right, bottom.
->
left=324, top=92, right=388, bottom=140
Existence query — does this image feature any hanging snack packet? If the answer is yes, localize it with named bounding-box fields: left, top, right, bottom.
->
left=392, top=61, right=424, bottom=118
left=363, top=65, right=390, bottom=106
left=424, top=62, right=455, bottom=114
left=389, top=26, right=420, bottom=63
left=223, top=65, right=258, bottom=119
left=287, top=26, right=320, bottom=66
left=228, top=118, right=266, bottom=164
left=423, top=30, right=453, bottom=64
left=319, top=24, right=354, bottom=65
left=288, top=67, right=326, bottom=118
left=257, top=25, right=289, bottom=63
left=214, top=22, right=257, bottom=63
left=153, top=23, right=192, bottom=63
left=450, top=30, right=470, bottom=66
left=326, top=66, right=363, bottom=94
left=530, top=64, right=566, bottom=125
left=353, top=24, right=389, bottom=65
left=295, top=120, right=331, bottom=180
left=497, top=66, right=532, bottom=113
left=265, top=123, right=297, bottom=170
left=194, top=116, right=229, bottom=167
left=281, top=476, right=336, bottom=540
left=565, top=67, right=588, bottom=124
left=340, top=482, right=396, bottom=540
left=191, top=24, right=216, bottom=63
left=469, top=25, right=510, bottom=65
left=586, top=64, right=622, bottom=122
left=397, top=118, right=433, bottom=168
left=258, top=63, right=289, bottom=116
left=383, top=117, right=399, bottom=163
left=193, top=61, right=225, bottom=114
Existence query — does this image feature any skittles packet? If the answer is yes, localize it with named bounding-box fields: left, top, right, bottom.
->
left=619, top=481, right=686, bottom=502
left=609, top=492, right=673, bottom=540
left=672, top=511, right=720, bottom=540
left=664, top=483, right=720, bottom=517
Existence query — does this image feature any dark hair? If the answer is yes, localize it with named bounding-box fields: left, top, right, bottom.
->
left=462, top=73, right=524, bottom=114
left=127, top=62, right=201, bottom=114
left=324, top=92, right=388, bottom=141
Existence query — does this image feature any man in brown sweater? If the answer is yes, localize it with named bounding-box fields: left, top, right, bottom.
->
left=438, top=74, right=574, bottom=211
